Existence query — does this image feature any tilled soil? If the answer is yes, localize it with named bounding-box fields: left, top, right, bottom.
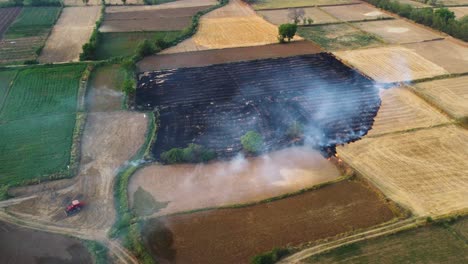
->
left=0, top=221, right=92, bottom=264
left=143, top=180, right=397, bottom=264
left=0, top=7, right=21, bottom=39
left=137, top=41, right=322, bottom=71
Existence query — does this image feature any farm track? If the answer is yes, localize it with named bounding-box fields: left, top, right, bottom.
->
left=278, top=217, right=424, bottom=263
left=0, top=7, right=21, bottom=38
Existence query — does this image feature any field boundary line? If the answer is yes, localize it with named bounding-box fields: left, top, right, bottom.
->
left=278, top=217, right=425, bottom=263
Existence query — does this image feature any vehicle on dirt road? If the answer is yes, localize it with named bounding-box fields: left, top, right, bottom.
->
left=65, top=200, right=84, bottom=216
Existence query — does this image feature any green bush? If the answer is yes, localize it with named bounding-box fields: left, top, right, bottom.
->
left=251, top=248, right=290, bottom=264
left=278, top=23, right=297, bottom=43
left=160, top=148, right=184, bottom=164
left=136, top=39, right=156, bottom=58
left=241, top=131, right=264, bottom=153
left=160, top=144, right=216, bottom=164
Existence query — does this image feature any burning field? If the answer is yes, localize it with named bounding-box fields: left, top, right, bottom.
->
left=142, top=179, right=398, bottom=264
left=136, top=53, right=381, bottom=159
left=129, top=147, right=341, bottom=217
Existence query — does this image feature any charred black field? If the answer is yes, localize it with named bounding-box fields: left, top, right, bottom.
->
left=136, top=53, right=381, bottom=159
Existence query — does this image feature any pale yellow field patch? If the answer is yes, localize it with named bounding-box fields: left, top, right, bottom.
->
left=338, top=125, right=468, bottom=216
left=334, top=46, right=448, bottom=83
left=258, top=7, right=339, bottom=25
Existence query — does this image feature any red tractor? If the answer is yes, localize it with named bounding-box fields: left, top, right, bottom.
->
left=65, top=200, right=84, bottom=216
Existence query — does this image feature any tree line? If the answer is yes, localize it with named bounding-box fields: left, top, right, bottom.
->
left=365, top=0, right=468, bottom=41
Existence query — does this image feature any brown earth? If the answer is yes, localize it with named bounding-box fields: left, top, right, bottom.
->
left=334, top=46, right=448, bottom=83
left=367, top=87, right=450, bottom=136
left=449, top=7, right=468, bottom=19
left=105, top=0, right=218, bottom=12
left=322, top=4, right=392, bottom=22
left=129, top=147, right=341, bottom=217
left=395, top=0, right=431, bottom=7
left=143, top=179, right=397, bottom=264
left=438, top=0, right=468, bottom=6
left=257, top=7, right=339, bottom=25
left=0, top=221, right=93, bottom=264
left=354, top=19, right=443, bottom=44
left=413, top=76, right=468, bottom=119
left=162, top=0, right=301, bottom=54
left=86, top=64, right=124, bottom=112
left=0, top=35, right=46, bottom=64
left=403, top=39, right=468, bottom=74
left=39, top=6, right=101, bottom=63
left=7, top=111, right=148, bottom=236
left=100, top=5, right=212, bottom=32
left=137, top=40, right=321, bottom=71
left=337, top=125, right=468, bottom=216
left=0, top=7, right=21, bottom=39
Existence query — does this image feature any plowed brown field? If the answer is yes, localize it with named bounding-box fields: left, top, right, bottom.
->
left=354, top=19, right=443, bottom=44
left=258, top=7, right=339, bottom=25
left=143, top=180, right=397, bottom=264
left=129, top=147, right=340, bottom=217
left=337, top=125, right=468, bottom=216
left=413, top=76, right=468, bottom=119
left=334, top=46, right=448, bottom=83
left=39, top=6, right=101, bottom=63
left=403, top=39, right=468, bottom=74
left=367, top=87, right=450, bottom=136
left=137, top=41, right=321, bottom=70
left=162, top=0, right=301, bottom=54
left=322, top=4, right=392, bottom=22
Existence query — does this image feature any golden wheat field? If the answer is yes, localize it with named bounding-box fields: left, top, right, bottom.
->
left=337, top=125, right=468, bottom=216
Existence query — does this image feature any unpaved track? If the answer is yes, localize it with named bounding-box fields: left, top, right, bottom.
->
left=4, top=111, right=147, bottom=242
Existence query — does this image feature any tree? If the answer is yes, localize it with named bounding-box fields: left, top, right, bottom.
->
left=307, top=17, right=314, bottom=25
left=241, top=131, right=264, bottom=153
left=136, top=39, right=155, bottom=58
left=160, top=148, right=184, bottom=164
left=82, top=0, right=89, bottom=5
left=434, top=8, right=455, bottom=22
left=287, top=8, right=305, bottom=24
left=122, top=0, right=127, bottom=4
left=278, top=23, right=297, bottom=43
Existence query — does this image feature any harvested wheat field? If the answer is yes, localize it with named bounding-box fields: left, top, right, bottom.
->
left=322, top=4, right=392, bottom=22
left=39, top=7, right=100, bottom=63
left=105, top=0, right=217, bottom=13
left=337, top=125, right=468, bottom=216
left=7, top=112, right=148, bottom=234
left=450, top=7, right=468, bottom=19
left=403, top=39, right=468, bottom=74
left=138, top=41, right=321, bottom=70
left=354, top=19, right=443, bottom=44
left=367, top=87, right=450, bottom=136
left=334, top=46, right=448, bottom=83
left=413, top=76, right=468, bottom=119
left=100, top=5, right=212, bottom=32
left=143, top=179, right=397, bottom=264
left=251, top=0, right=360, bottom=9
left=129, top=147, right=341, bottom=217
left=257, top=7, right=338, bottom=25
left=162, top=0, right=300, bottom=54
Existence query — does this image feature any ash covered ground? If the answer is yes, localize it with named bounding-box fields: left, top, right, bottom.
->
left=136, top=53, right=381, bottom=159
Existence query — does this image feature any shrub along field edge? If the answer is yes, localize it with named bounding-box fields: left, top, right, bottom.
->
left=79, top=1, right=105, bottom=61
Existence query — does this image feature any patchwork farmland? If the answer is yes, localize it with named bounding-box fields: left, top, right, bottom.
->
left=0, top=7, right=21, bottom=37
left=136, top=53, right=381, bottom=159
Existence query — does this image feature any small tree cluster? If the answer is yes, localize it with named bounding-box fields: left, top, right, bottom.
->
left=241, top=131, right=264, bottom=153
left=160, top=144, right=216, bottom=164
left=251, top=248, right=290, bottom=264
left=278, top=23, right=298, bottom=43
left=136, top=39, right=156, bottom=58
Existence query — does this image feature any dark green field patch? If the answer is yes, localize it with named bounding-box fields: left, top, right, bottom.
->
left=0, top=69, right=17, bottom=109
left=298, top=24, right=382, bottom=51
left=4, top=7, right=61, bottom=39
left=96, top=31, right=182, bottom=60
left=0, top=64, right=86, bottom=186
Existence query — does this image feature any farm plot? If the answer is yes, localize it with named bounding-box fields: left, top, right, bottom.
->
left=0, top=35, right=45, bottom=64
left=367, top=87, right=450, bottom=136
left=86, top=64, right=125, bottom=112
left=95, top=31, right=181, bottom=60
left=403, top=39, right=468, bottom=74
left=137, top=53, right=381, bottom=159
left=395, top=0, right=431, bottom=8
left=0, top=69, right=16, bottom=108
left=413, top=76, right=468, bottom=119
left=0, top=221, right=93, bottom=263
left=162, top=0, right=295, bottom=54
left=353, top=19, right=443, bottom=44
left=450, top=7, right=468, bottom=19
left=143, top=179, right=397, bottom=264
left=257, top=7, right=339, bottom=25
left=104, top=0, right=217, bottom=12
left=297, top=23, right=382, bottom=51
left=3, top=7, right=61, bottom=39
left=100, top=5, right=212, bottom=32
left=306, top=219, right=468, bottom=263
left=251, top=0, right=359, bottom=10
left=0, top=65, right=86, bottom=186
left=322, top=4, right=393, bottom=22
left=129, top=147, right=340, bottom=217
left=39, top=6, right=101, bottom=63
left=138, top=41, right=322, bottom=71
left=337, top=125, right=468, bottom=216
left=63, top=0, right=100, bottom=5
left=334, top=46, right=448, bottom=83
left=437, top=0, right=468, bottom=6
left=0, top=7, right=21, bottom=38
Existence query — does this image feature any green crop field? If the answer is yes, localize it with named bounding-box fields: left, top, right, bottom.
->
left=0, top=65, right=86, bottom=186
left=95, top=31, right=182, bottom=60
left=0, top=69, right=17, bottom=108
left=306, top=220, right=468, bottom=263
left=251, top=0, right=356, bottom=10
left=4, top=7, right=61, bottom=39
